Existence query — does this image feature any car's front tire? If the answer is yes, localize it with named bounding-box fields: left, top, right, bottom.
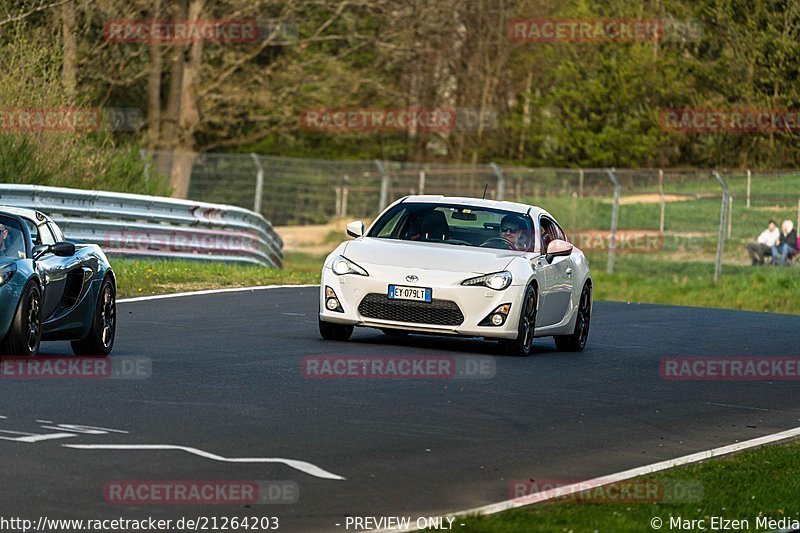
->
left=1, top=280, right=42, bottom=357
left=554, top=283, right=591, bottom=352
left=319, top=318, right=354, bottom=341
left=498, top=284, right=537, bottom=357
left=71, top=276, right=116, bottom=357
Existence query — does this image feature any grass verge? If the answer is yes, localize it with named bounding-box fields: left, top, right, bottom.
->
left=112, top=252, right=320, bottom=298
left=461, top=439, right=800, bottom=532
left=587, top=253, right=800, bottom=315
left=113, top=252, right=799, bottom=315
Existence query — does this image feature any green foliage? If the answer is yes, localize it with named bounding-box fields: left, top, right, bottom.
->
left=465, top=440, right=800, bottom=532
left=112, top=256, right=318, bottom=298
left=0, top=18, right=169, bottom=195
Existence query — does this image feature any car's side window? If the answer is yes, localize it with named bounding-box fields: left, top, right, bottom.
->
left=38, top=224, right=56, bottom=245
left=539, top=217, right=553, bottom=252
left=48, top=222, right=64, bottom=242
left=553, top=221, right=566, bottom=241
left=376, top=210, right=404, bottom=238
left=23, top=219, right=40, bottom=244
left=0, top=216, right=27, bottom=258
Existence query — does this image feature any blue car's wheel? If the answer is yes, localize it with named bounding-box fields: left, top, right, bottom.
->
left=71, top=276, right=116, bottom=357
left=1, top=281, right=41, bottom=357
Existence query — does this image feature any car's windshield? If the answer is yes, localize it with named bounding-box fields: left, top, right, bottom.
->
left=0, top=214, right=27, bottom=259
left=367, top=202, right=533, bottom=251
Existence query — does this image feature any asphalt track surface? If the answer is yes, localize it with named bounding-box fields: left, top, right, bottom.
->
left=1, top=286, right=799, bottom=532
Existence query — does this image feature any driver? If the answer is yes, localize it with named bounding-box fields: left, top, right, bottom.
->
left=0, top=222, right=25, bottom=258
left=500, top=215, right=531, bottom=251
left=0, top=223, right=10, bottom=256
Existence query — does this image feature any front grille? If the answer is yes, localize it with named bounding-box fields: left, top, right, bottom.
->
left=358, top=293, right=464, bottom=326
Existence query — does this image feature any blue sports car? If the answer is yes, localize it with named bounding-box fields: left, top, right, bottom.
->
left=0, top=206, right=116, bottom=357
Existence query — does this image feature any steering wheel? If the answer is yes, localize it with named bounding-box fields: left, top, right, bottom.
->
left=480, top=237, right=515, bottom=250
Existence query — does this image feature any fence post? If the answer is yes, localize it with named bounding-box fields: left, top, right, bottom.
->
left=658, top=168, right=665, bottom=233
left=490, top=163, right=505, bottom=200
left=375, top=160, right=389, bottom=212
left=713, top=171, right=729, bottom=283
left=746, top=169, right=751, bottom=208
left=250, top=153, right=264, bottom=214
left=727, top=195, right=733, bottom=239
left=578, top=168, right=584, bottom=198
left=342, top=177, right=349, bottom=218
left=606, top=168, right=620, bottom=274
left=418, top=170, right=426, bottom=195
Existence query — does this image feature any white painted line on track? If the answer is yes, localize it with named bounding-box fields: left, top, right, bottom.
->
left=0, top=430, right=78, bottom=443
left=62, top=443, right=345, bottom=480
left=118, top=284, right=318, bottom=304
left=374, top=425, right=800, bottom=532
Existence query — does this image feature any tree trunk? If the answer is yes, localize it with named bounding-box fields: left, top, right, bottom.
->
left=146, top=0, right=163, bottom=148
left=61, top=0, right=77, bottom=100
left=169, top=0, right=205, bottom=198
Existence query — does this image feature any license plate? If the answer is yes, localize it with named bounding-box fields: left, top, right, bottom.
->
left=388, top=285, right=432, bottom=302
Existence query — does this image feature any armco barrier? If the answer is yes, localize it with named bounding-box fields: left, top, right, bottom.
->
left=0, top=184, right=282, bottom=267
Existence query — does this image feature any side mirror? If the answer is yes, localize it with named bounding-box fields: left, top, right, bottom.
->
left=33, top=242, right=75, bottom=259
left=346, top=221, right=365, bottom=238
left=53, top=241, right=76, bottom=257
left=545, top=239, right=573, bottom=263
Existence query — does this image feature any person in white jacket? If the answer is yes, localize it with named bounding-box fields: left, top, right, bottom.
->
left=745, top=220, right=780, bottom=265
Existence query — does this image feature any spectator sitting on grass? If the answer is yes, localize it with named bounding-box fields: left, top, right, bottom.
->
left=745, top=219, right=780, bottom=266
left=770, top=220, right=798, bottom=266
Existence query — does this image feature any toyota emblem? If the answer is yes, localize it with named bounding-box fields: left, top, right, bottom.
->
left=406, top=275, right=419, bottom=282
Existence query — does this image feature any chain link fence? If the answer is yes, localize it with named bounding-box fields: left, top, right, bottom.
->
left=144, top=151, right=800, bottom=278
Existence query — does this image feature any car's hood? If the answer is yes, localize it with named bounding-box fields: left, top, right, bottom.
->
left=343, top=238, right=519, bottom=274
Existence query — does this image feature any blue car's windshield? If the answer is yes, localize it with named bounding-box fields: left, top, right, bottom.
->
left=367, top=202, right=534, bottom=251
left=0, top=215, right=27, bottom=260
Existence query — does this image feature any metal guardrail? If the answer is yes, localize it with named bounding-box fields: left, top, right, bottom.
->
left=0, top=184, right=283, bottom=268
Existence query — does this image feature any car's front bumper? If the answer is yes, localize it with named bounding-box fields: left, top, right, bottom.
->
left=319, top=266, right=526, bottom=339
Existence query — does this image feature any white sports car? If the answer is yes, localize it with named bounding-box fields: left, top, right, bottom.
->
left=318, top=195, right=592, bottom=355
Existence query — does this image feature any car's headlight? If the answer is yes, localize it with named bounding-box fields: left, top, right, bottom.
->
left=461, top=271, right=512, bottom=290
left=0, top=262, right=17, bottom=287
left=331, top=255, right=369, bottom=276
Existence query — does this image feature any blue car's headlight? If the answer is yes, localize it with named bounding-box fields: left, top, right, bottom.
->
left=461, top=271, right=512, bottom=290
left=331, top=255, right=369, bottom=276
left=0, top=262, right=17, bottom=287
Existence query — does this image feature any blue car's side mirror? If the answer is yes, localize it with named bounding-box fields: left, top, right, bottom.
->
left=33, top=241, right=75, bottom=259
left=53, top=242, right=76, bottom=257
